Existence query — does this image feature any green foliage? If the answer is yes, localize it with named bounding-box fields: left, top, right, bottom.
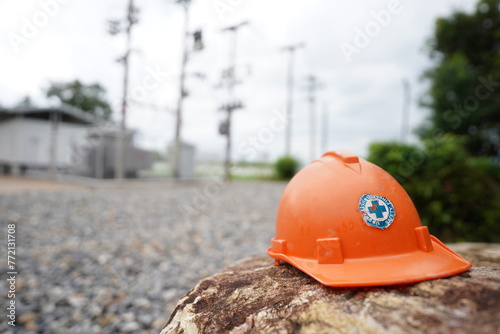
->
left=367, top=136, right=500, bottom=242
left=368, top=0, right=500, bottom=243
left=45, top=80, right=113, bottom=121
left=274, top=156, right=299, bottom=180
left=421, top=0, right=500, bottom=156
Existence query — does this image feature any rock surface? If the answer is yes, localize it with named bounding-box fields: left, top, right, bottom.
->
left=162, top=244, right=500, bottom=334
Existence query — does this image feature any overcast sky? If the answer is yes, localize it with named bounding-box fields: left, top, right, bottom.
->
left=0, top=0, right=475, bottom=164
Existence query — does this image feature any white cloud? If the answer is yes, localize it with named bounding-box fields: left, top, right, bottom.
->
left=0, top=0, right=473, bottom=164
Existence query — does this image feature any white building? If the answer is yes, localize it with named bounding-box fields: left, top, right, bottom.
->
left=0, top=106, right=94, bottom=174
left=78, top=125, right=155, bottom=178
left=0, top=106, right=155, bottom=178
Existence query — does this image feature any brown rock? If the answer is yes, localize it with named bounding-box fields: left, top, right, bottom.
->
left=25, top=321, right=38, bottom=331
left=19, top=312, right=38, bottom=332
left=19, top=312, right=37, bottom=324
left=161, top=244, right=500, bottom=334
left=99, top=313, right=118, bottom=327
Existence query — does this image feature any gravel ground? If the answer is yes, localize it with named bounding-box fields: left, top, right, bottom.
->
left=0, top=179, right=286, bottom=333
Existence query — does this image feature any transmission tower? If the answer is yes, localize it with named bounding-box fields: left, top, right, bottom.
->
left=108, top=0, right=139, bottom=179
left=304, top=75, right=324, bottom=162
left=281, top=42, right=305, bottom=157
left=172, top=0, right=204, bottom=178
left=219, top=21, right=248, bottom=181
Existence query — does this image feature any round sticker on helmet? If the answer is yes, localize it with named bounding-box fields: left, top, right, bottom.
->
left=358, top=194, right=396, bottom=230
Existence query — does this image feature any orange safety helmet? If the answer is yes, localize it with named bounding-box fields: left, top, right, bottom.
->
left=267, top=150, right=472, bottom=287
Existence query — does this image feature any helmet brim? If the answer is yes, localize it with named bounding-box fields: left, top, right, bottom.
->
left=267, top=236, right=472, bottom=287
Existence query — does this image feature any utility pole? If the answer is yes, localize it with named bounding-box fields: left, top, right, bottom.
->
left=172, top=0, right=203, bottom=178
left=173, top=1, right=190, bottom=179
left=304, top=75, right=323, bottom=162
left=400, top=78, right=411, bottom=143
left=321, top=102, right=329, bottom=154
left=108, top=0, right=139, bottom=180
left=281, top=42, right=305, bottom=157
left=219, top=21, right=247, bottom=181
left=50, top=110, right=59, bottom=177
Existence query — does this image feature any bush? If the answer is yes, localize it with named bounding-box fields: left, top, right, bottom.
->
left=274, top=156, right=300, bottom=180
left=367, top=135, right=500, bottom=243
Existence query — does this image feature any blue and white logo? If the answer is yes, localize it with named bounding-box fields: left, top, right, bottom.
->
left=358, top=194, right=396, bottom=230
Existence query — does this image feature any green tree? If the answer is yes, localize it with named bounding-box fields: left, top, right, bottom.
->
left=274, top=156, right=299, bottom=180
left=368, top=136, right=500, bottom=242
left=45, top=80, right=113, bottom=120
left=421, top=0, right=500, bottom=156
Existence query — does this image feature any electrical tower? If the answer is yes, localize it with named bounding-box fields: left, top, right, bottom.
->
left=172, top=0, right=204, bottom=178
left=304, top=75, right=323, bottom=162
left=108, top=0, right=139, bottom=180
left=281, top=42, right=305, bottom=157
left=219, top=21, right=247, bottom=181
left=321, top=102, right=329, bottom=154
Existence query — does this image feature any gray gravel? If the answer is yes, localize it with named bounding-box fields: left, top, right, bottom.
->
left=0, top=180, right=286, bottom=333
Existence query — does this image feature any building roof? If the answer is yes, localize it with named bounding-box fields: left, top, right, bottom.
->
left=0, top=105, right=97, bottom=125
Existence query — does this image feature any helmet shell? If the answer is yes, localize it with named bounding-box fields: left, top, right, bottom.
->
left=268, top=150, right=472, bottom=287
